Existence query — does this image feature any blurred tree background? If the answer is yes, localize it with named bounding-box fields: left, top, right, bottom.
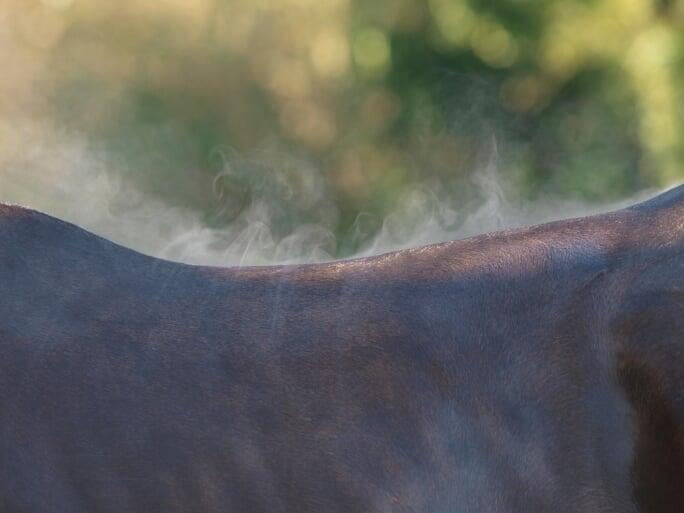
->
left=1, top=0, right=683, bottom=259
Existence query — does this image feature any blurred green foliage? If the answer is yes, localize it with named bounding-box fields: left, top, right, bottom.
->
left=3, top=0, right=684, bottom=254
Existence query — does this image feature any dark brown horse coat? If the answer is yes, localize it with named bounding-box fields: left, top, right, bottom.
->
left=1, top=185, right=683, bottom=513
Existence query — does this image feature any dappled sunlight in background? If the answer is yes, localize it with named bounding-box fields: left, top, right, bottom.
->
left=0, top=0, right=682, bottom=263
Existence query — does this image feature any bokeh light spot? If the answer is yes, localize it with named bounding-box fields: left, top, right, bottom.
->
left=310, top=29, right=350, bottom=79
left=280, top=100, right=337, bottom=149
left=500, top=76, right=544, bottom=113
left=470, top=22, right=518, bottom=68
left=428, top=0, right=474, bottom=46
left=353, top=28, right=391, bottom=76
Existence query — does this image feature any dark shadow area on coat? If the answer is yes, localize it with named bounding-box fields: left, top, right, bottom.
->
left=617, top=354, right=684, bottom=513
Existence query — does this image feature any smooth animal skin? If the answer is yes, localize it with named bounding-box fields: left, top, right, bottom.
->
left=0, top=186, right=683, bottom=513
